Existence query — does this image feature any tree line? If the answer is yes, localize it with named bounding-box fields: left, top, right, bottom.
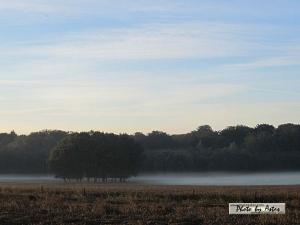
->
left=136, top=124, right=300, bottom=171
left=0, top=123, right=299, bottom=179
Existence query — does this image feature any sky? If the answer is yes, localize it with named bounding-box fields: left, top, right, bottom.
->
left=0, top=0, right=299, bottom=134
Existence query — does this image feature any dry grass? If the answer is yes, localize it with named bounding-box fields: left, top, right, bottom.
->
left=0, top=183, right=299, bottom=225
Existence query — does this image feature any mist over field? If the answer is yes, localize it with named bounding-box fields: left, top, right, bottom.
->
left=1, top=172, right=300, bottom=186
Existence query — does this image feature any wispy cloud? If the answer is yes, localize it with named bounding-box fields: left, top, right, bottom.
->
left=223, top=56, right=300, bottom=71
left=0, top=0, right=200, bottom=20
left=0, top=1, right=57, bottom=13
left=0, top=22, right=270, bottom=61
left=2, top=0, right=300, bottom=18
left=0, top=78, right=247, bottom=133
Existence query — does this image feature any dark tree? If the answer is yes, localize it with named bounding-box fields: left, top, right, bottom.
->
left=49, top=132, right=143, bottom=182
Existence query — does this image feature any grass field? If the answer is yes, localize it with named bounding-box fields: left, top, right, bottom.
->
left=0, top=183, right=299, bottom=225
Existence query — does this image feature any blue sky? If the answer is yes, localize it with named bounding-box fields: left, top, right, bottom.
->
left=0, top=0, right=299, bottom=134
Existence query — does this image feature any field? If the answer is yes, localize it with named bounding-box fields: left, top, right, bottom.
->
left=0, top=183, right=299, bottom=225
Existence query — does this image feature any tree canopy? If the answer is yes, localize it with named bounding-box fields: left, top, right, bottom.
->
left=49, top=132, right=143, bottom=182
left=0, top=123, right=299, bottom=177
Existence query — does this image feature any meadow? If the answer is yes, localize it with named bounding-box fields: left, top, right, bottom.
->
left=0, top=183, right=299, bottom=225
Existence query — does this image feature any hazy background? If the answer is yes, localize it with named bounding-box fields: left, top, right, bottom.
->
left=0, top=0, right=299, bottom=134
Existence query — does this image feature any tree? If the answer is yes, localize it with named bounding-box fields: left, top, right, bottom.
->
left=190, top=125, right=217, bottom=148
left=49, top=132, right=144, bottom=182
left=49, top=134, right=87, bottom=180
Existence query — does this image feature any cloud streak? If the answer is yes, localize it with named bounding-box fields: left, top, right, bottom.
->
left=0, top=22, right=273, bottom=61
